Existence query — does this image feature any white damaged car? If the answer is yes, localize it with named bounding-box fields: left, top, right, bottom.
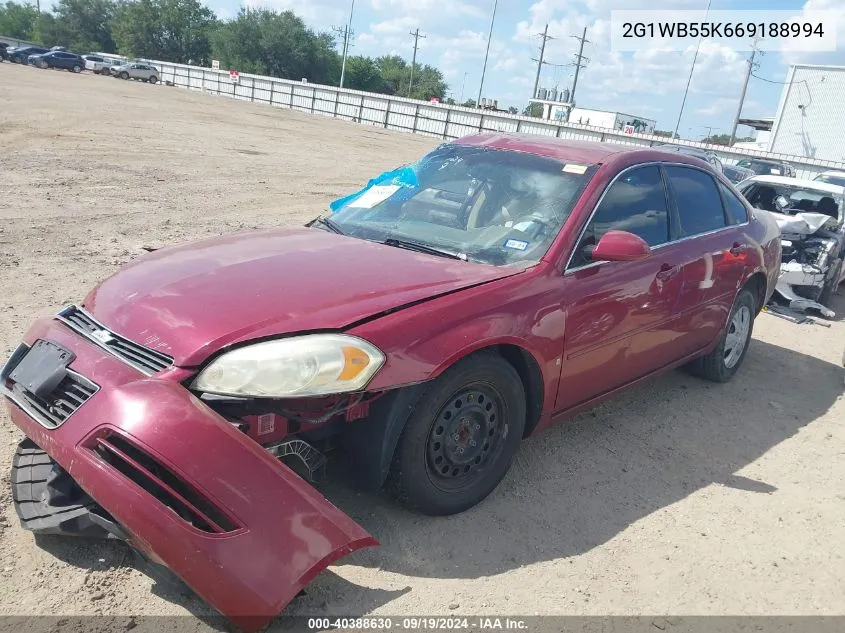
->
left=737, top=175, right=844, bottom=316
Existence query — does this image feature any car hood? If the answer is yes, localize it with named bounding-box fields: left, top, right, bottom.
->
left=84, top=226, right=521, bottom=367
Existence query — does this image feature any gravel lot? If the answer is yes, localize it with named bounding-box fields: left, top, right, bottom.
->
left=1, top=64, right=844, bottom=628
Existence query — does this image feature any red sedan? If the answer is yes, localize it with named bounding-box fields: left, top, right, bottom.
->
left=2, top=135, right=781, bottom=630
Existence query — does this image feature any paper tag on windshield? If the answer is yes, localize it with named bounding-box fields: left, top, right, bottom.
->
left=562, top=164, right=588, bottom=174
left=770, top=168, right=779, bottom=174
left=348, top=184, right=401, bottom=208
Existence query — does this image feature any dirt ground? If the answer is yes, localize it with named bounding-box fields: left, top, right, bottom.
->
left=1, top=64, right=844, bottom=628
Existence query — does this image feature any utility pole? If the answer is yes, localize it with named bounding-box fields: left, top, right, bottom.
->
left=532, top=24, right=554, bottom=100
left=339, top=0, right=356, bottom=89
left=408, top=28, right=426, bottom=97
left=459, top=72, right=468, bottom=103
left=567, top=27, right=589, bottom=120
left=730, top=40, right=762, bottom=146
left=476, top=0, right=498, bottom=107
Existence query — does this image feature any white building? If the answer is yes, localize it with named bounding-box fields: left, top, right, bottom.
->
left=548, top=106, right=656, bottom=135
left=768, top=64, right=845, bottom=162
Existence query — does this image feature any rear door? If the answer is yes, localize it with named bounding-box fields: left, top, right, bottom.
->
left=557, top=164, right=688, bottom=410
left=663, top=166, right=749, bottom=354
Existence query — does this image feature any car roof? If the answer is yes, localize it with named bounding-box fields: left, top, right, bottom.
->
left=747, top=174, right=845, bottom=193
left=454, top=133, right=703, bottom=166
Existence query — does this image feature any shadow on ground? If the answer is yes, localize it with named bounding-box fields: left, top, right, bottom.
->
left=322, top=337, right=843, bottom=581
left=29, top=334, right=843, bottom=618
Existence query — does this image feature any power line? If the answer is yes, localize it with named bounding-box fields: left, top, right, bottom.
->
left=532, top=24, right=554, bottom=100
left=476, top=0, right=498, bottom=107
left=408, top=28, right=427, bottom=97
left=674, top=0, right=713, bottom=137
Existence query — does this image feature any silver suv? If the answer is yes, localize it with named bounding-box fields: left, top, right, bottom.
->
left=111, top=62, right=159, bottom=83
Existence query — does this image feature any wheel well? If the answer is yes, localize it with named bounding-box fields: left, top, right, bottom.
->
left=744, top=272, right=768, bottom=314
left=494, top=344, right=544, bottom=438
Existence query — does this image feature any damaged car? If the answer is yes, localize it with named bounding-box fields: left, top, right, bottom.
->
left=3, top=135, right=781, bottom=631
left=737, top=175, right=844, bottom=314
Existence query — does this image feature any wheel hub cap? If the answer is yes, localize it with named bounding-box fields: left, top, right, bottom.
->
left=427, top=387, right=501, bottom=480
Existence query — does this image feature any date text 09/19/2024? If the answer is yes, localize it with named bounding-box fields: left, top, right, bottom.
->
left=307, top=618, right=528, bottom=630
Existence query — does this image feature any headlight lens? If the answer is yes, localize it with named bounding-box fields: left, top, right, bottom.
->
left=191, top=334, right=385, bottom=398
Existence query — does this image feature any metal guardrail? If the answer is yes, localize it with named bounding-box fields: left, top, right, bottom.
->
left=4, top=35, right=844, bottom=178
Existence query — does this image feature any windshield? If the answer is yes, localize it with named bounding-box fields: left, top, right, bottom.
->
left=742, top=181, right=843, bottom=221
left=327, top=144, right=595, bottom=266
left=815, top=173, right=845, bottom=187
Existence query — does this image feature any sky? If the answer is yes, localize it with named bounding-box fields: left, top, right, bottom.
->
left=206, top=0, right=844, bottom=139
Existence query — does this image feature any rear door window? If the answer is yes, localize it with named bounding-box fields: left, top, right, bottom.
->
left=717, top=181, right=749, bottom=224
left=665, top=166, right=728, bottom=236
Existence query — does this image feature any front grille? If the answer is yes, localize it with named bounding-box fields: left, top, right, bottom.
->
left=90, top=432, right=239, bottom=534
left=57, top=306, right=173, bottom=375
left=7, top=370, right=98, bottom=429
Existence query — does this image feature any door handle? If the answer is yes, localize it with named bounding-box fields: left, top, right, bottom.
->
left=656, top=263, right=679, bottom=281
left=729, top=242, right=745, bottom=256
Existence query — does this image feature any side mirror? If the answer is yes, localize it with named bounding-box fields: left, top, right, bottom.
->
left=584, top=230, right=651, bottom=262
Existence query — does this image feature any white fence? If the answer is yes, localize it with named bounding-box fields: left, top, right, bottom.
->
left=3, top=31, right=843, bottom=178
left=150, top=60, right=845, bottom=180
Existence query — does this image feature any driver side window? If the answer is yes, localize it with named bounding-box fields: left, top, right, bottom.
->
left=570, top=165, right=669, bottom=268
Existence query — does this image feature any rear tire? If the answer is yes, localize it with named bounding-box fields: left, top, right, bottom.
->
left=387, top=352, right=525, bottom=516
left=148, top=75, right=157, bottom=84
left=120, top=71, right=129, bottom=80
left=686, top=288, right=756, bottom=383
left=71, top=64, right=81, bottom=73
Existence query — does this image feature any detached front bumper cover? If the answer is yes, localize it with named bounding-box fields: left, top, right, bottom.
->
left=2, top=316, right=377, bottom=633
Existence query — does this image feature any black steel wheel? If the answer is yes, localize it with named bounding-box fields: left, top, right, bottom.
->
left=388, top=351, right=526, bottom=515
left=425, top=384, right=507, bottom=490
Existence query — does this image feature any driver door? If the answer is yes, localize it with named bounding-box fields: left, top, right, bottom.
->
left=555, top=164, right=687, bottom=412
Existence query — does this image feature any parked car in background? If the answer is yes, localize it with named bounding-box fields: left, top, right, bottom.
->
left=31, top=51, right=85, bottom=72
left=737, top=175, right=844, bottom=308
left=814, top=170, right=845, bottom=188
left=0, top=42, right=9, bottom=61
left=8, top=46, right=48, bottom=63
left=736, top=158, right=796, bottom=177
left=83, top=54, right=122, bottom=74
left=3, top=135, right=780, bottom=631
left=111, top=62, right=159, bottom=83
left=653, top=143, right=725, bottom=174
left=722, top=163, right=756, bottom=184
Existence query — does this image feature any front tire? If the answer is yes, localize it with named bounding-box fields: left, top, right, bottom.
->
left=71, top=64, right=81, bottom=73
left=148, top=75, right=157, bottom=84
left=120, top=71, right=129, bottom=80
left=387, top=352, right=525, bottom=516
left=687, top=288, right=756, bottom=382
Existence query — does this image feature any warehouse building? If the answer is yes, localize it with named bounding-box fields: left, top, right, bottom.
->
left=767, top=64, right=845, bottom=162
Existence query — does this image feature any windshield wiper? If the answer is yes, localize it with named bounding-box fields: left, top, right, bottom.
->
left=308, top=215, right=345, bottom=235
left=383, top=238, right=467, bottom=261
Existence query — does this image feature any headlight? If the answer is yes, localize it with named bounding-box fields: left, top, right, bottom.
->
left=191, top=334, right=385, bottom=398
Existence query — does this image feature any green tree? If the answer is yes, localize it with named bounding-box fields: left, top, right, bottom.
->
left=210, top=9, right=338, bottom=83
left=461, top=98, right=476, bottom=108
left=508, top=106, right=518, bottom=115
left=523, top=102, right=543, bottom=117
left=653, top=129, right=679, bottom=139
left=343, top=55, right=385, bottom=93
left=46, top=0, right=117, bottom=52
left=408, top=63, right=446, bottom=100
left=0, top=1, right=38, bottom=39
left=703, top=133, right=732, bottom=146
left=113, top=0, right=216, bottom=63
